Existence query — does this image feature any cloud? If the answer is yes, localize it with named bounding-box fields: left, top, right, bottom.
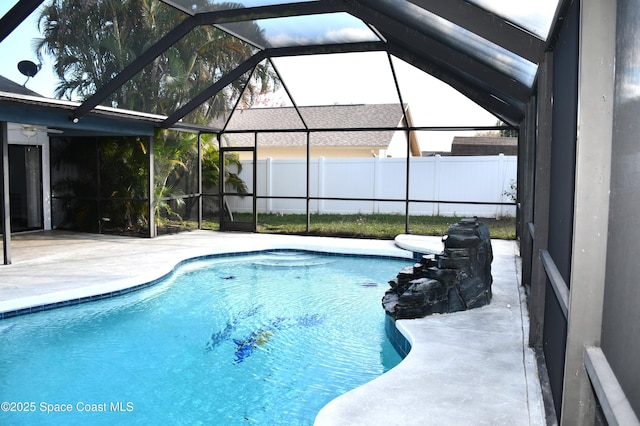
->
left=266, top=25, right=376, bottom=48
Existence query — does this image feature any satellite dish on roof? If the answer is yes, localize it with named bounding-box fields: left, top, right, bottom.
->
left=17, top=60, right=40, bottom=87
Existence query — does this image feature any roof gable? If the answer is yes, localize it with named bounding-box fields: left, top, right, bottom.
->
left=451, top=136, right=517, bottom=156
left=222, top=103, right=409, bottom=149
left=225, top=103, right=407, bottom=131
left=0, top=75, right=41, bottom=97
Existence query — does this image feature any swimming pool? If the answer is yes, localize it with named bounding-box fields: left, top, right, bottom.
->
left=0, top=250, right=411, bottom=425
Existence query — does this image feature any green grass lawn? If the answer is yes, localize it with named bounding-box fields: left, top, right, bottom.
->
left=200, top=213, right=516, bottom=240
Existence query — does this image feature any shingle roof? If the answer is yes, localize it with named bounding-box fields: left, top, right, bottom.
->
left=0, top=75, right=42, bottom=97
left=222, top=103, right=409, bottom=148
left=451, top=136, right=517, bottom=155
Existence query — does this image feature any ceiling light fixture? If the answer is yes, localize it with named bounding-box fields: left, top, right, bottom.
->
left=20, top=126, right=38, bottom=138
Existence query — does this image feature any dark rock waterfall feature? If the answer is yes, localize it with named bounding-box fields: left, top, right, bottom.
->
left=383, top=218, right=493, bottom=320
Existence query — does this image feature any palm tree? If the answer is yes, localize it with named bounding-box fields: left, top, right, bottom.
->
left=153, top=129, right=246, bottom=221
left=35, top=0, right=275, bottom=121
left=36, top=0, right=275, bottom=232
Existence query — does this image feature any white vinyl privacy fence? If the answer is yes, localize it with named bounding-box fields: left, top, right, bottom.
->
left=227, top=154, right=517, bottom=218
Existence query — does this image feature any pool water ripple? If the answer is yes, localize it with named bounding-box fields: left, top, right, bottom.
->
left=0, top=251, right=410, bottom=425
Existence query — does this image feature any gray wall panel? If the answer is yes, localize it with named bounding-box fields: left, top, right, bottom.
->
left=602, top=0, right=640, bottom=415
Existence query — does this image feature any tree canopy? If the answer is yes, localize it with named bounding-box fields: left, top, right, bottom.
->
left=37, top=0, right=269, bottom=233
left=35, top=0, right=277, bottom=125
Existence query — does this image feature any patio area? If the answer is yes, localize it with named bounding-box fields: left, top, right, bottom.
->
left=0, top=230, right=544, bottom=425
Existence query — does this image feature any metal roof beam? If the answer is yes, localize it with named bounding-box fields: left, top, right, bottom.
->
left=71, top=17, right=198, bottom=121
left=190, top=1, right=337, bottom=23
left=160, top=52, right=267, bottom=129
left=157, top=0, right=193, bottom=15
left=257, top=58, right=309, bottom=131
left=405, top=0, right=545, bottom=63
left=160, top=41, right=386, bottom=128
left=268, top=41, right=386, bottom=58
left=0, top=0, right=43, bottom=43
left=159, top=0, right=333, bottom=18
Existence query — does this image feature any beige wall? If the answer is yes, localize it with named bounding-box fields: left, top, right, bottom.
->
left=384, top=131, right=412, bottom=157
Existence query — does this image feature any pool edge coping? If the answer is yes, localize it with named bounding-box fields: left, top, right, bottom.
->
left=0, top=242, right=416, bottom=320
left=1, top=233, right=540, bottom=425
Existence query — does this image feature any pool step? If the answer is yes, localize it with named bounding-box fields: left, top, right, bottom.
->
left=252, top=251, right=332, bottom=267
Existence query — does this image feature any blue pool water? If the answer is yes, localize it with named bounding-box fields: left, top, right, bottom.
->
left=0, top=251, right=410, bottom=425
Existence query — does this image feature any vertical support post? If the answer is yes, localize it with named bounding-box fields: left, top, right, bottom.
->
left=1, top=121, right=11, bottom=264
left=217, top=133, right=224, bottom=228
left=266, top=157, right=272, bottom=214
left=497, top=153, right=505, bottom=217
left=42, top=140, right=52, bottom=230
left=561, top=0, right=616, bottom=423
left=96, top=138, right=102, bottom=234
left=253, top=133, right=257, bottom=232
left=529, top=52, right=554, bottom=347
left=305, top=131, right=310, bottom=233
left=318, top=156, right=325, bottom=214
left=404, top=129, right=410, bottom=234
left=373, top=155, right=381, bottom=214
left=433, top=154, right=441, bottom=216
left=518, top=99, right=536, bottom=287
left=148, top=134, right=156, bottom=238
left=197, top=133, right=202, bottom=229
left=387, top=52, right=411, bottom=233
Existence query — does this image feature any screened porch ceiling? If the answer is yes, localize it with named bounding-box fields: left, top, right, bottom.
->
left=0, top=0, right=567, bottom=134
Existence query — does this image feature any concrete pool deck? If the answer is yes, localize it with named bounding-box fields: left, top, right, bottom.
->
left=0, top=230, right=544, bottom=425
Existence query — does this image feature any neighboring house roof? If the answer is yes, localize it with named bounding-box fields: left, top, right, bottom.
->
left=0, top=75, right=41, bottom=97
left=222, top=103, right=411, bottom=150
left=451, top=136, right=517, bottom=156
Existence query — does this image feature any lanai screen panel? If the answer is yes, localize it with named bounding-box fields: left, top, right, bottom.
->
left=1, top=1, right=187, bottom=101
left=185, top=68, right=258, bottom=129
left=273, top=52, right=399, bottom=109
left=100, top=28, right=262, bottom=124
left=0, top=0, right=556, bottom=131
left=390, top=56, right=499, bottom=128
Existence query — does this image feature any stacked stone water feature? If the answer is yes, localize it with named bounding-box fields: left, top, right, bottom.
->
left=383, top=218, right=493, bottom=319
